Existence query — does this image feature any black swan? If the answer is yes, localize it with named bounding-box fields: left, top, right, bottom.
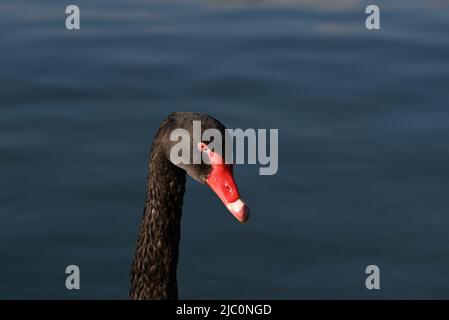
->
left=130, top=112, right=250, bottom=300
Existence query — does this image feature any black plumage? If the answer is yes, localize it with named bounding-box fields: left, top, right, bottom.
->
left=130, top=112, right=227, bottom=300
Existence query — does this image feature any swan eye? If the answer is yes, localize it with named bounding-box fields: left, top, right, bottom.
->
left=197, top=142, right=208, bottom=152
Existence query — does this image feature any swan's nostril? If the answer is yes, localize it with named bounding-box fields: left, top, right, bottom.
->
left=225, top=185, right=232, bottom=192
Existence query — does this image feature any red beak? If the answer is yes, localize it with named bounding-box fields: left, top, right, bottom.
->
left=203, top=148, right=250, bottom=223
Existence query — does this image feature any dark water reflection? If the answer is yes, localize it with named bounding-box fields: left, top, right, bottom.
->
left=0, top=0, right=449, bottom=298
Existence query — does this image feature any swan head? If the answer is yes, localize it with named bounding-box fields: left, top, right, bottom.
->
left=159, top=112, right=250, bottom=223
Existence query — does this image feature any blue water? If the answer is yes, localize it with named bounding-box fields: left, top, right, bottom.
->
left=1, top=0, right=449, bottom=299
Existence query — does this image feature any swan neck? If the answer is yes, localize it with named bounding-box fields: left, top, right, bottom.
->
left=130, top=146, right=186, bottom=300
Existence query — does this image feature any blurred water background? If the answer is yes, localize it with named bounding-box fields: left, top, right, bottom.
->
left=1, top=0, right=449, bottom=298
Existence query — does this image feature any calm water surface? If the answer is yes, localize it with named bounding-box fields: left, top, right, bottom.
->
left=1, top=0, right=449, bottom=298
